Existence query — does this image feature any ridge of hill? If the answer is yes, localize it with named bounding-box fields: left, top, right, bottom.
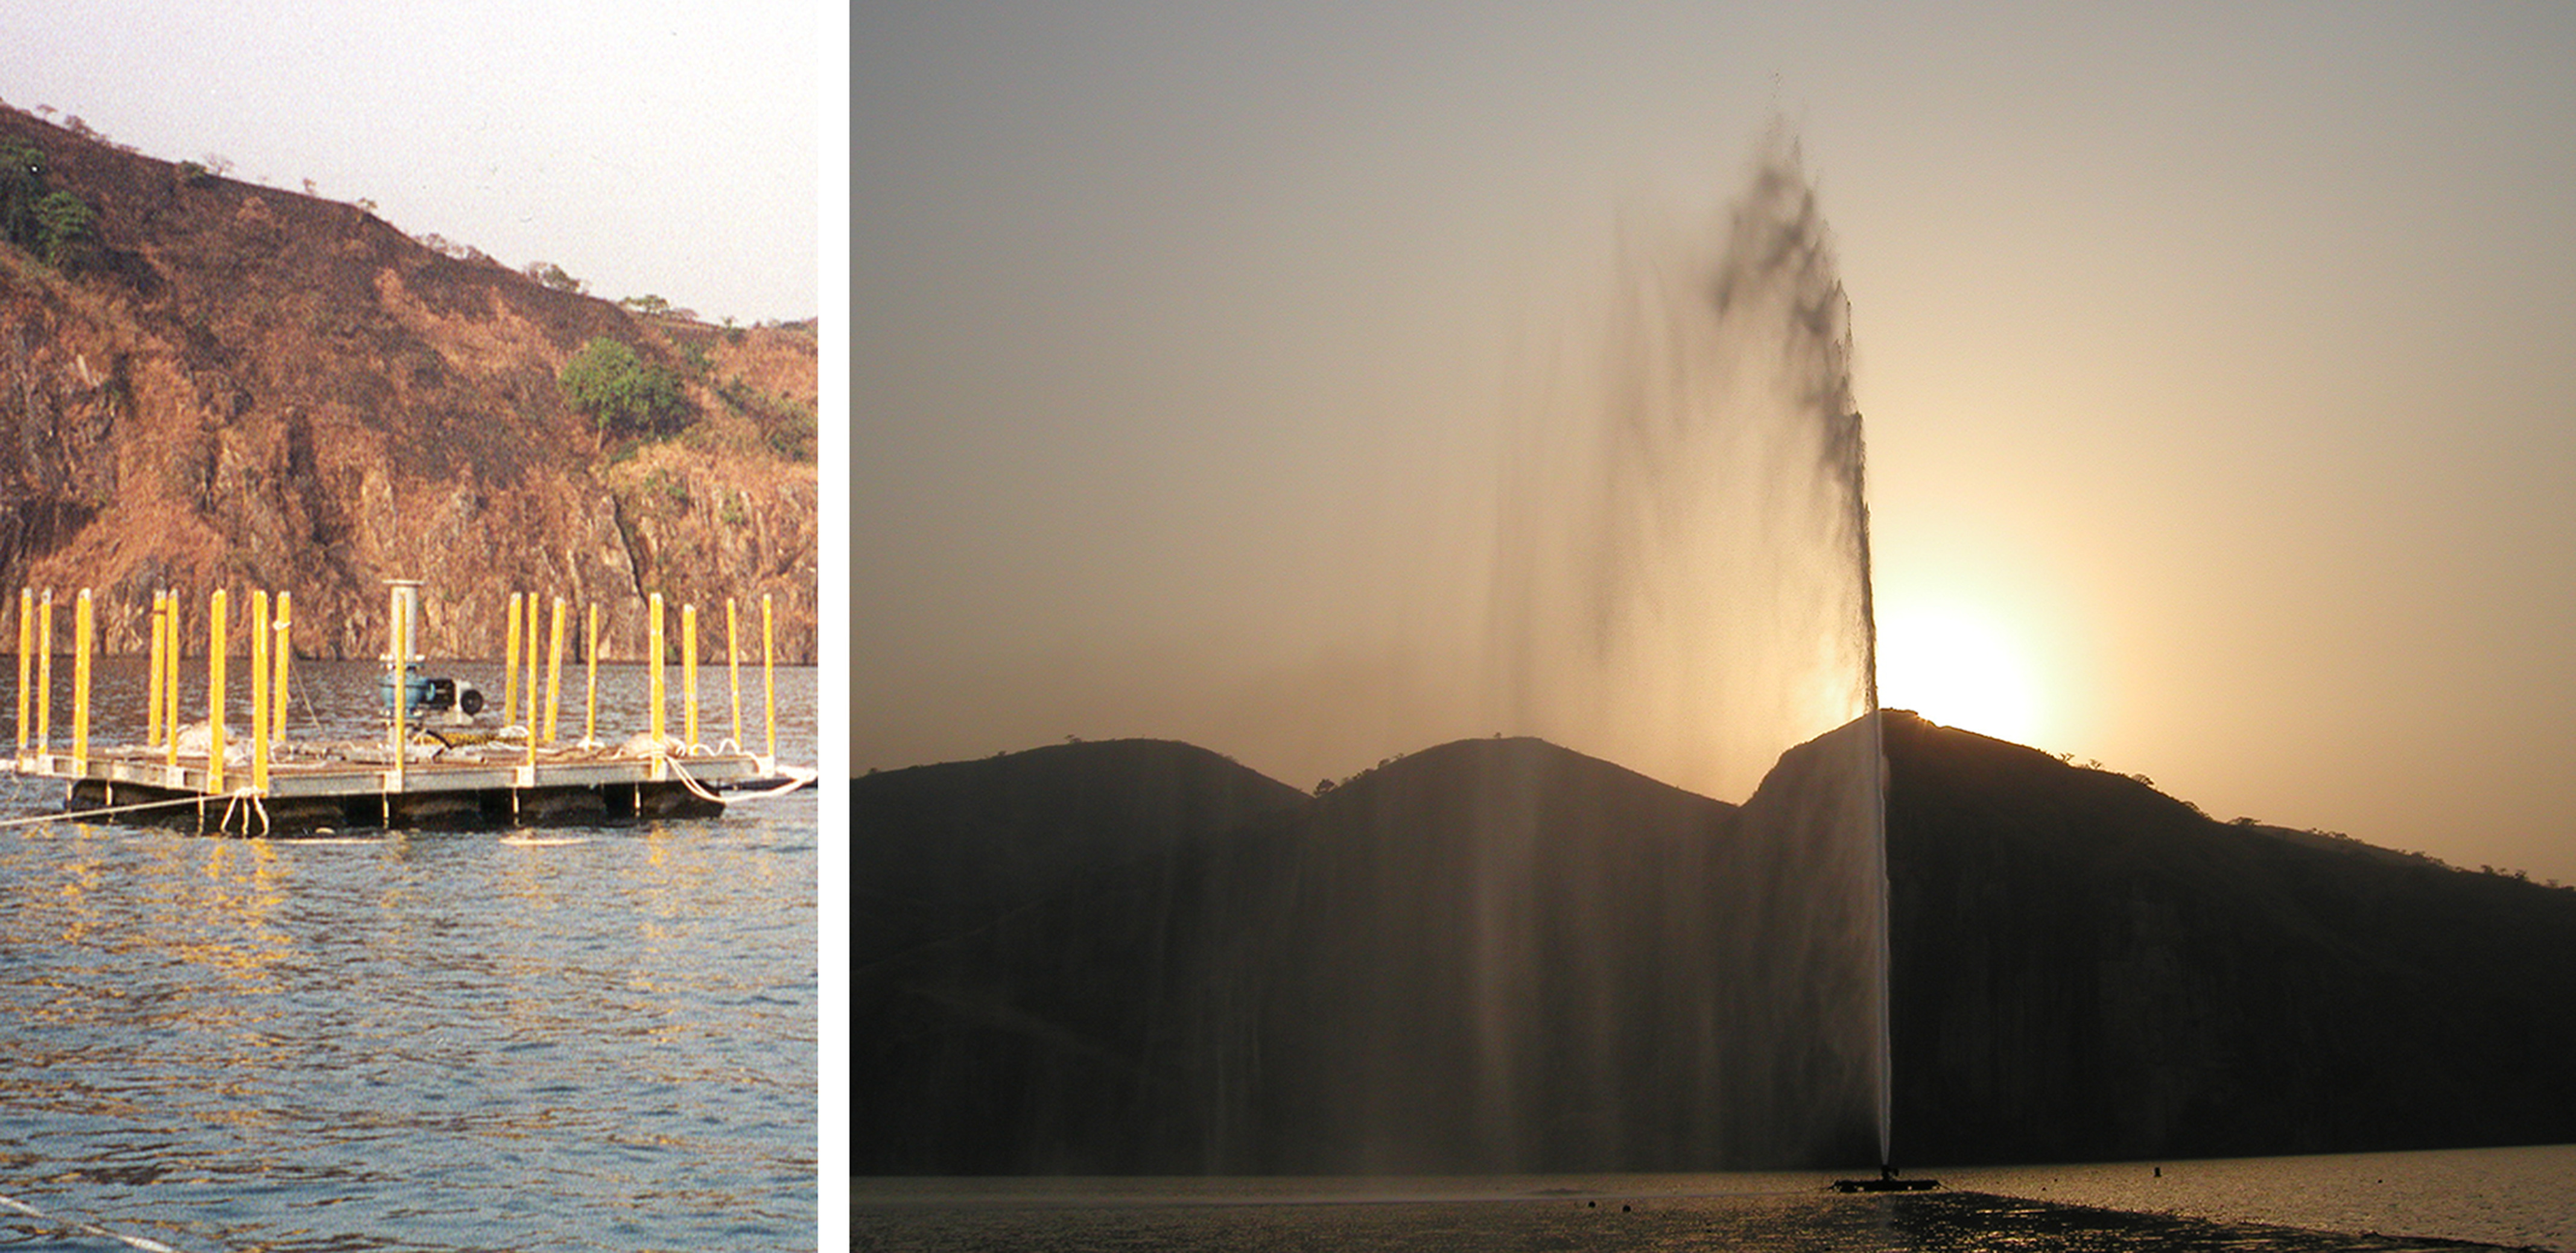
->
left=1881, top=710, right=2576, bottom=1164
left=0, top=105, right=816, bottom=660
left=854, top=718, right=2576, bottom=1172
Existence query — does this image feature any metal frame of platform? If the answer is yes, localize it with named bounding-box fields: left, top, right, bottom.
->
left=18, top=745, right=771, bottom=835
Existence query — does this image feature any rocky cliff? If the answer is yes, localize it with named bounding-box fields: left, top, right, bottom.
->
left=0, top=105, right=816, bottom=662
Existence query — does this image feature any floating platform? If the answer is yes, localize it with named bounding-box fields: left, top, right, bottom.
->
left=1831, top=1176, right=1940, bottom=1193
left=15, top=740, right=775, bottom=836
left=9, top=579, right=811, bottom=836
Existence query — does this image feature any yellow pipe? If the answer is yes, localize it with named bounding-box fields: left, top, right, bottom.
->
left=682, top=603, right=699, bottom=749
left=273, top=592, right=292, bottom=744
left=726, top=597, right=743, bottom=749
left=388, top=583, right=407, bottom=790
left=503, top=591, right=522, bottom=728
left=36, top=589, right=52, bottom=753
left=208, top=588, right=227, bottom=795
left=14, top=587, right=28, bottom=758
left=71, top=588, right=92, bottom=770
left=249, top=589, right=269, bottom=793
left=583, top=601, right=600, bottom=746
left=145, top=591, right=165, bottom=749
left=159, top=591, right=176, bottom=746
left=762, top=592, right=776, bottom=762
left=165, top=589, right=181, bottom=770
left=543, top=595, right=565, bottom=746
left=648, top=592, right=665, bottom=747
left=525, top=590, right=539, bottom=738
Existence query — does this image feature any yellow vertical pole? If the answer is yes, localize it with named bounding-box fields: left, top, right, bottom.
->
left=71, top=589, right=92, bottom=771
left=13, top=588, right=28, bottom=758
left=648, top=592, right=665, bottom=747
left=165, top=590, right=181, bottom=770
left=543, top=596, right=565, bottom=746
left=583, top=601, right=601, bottom=746
left=208, top=588, right=227, bottom=795
left=36, top=589, right=52, bottom=755
left=388, top=583, right=406, bottom=790
left=524, top=592, right=539, bottom=735
left=761, top=592, right=776, bottom=762
left=159, top=591, right=177, bottom=746
left=726, top=597, right=743, bottom=750
left=145, top=591, right=165, bottom=749
left=272, top=592, right=292, bottom=745
left=503, top=591, right=523, bottom=728
left=249, top=589, right=269, bottom=793
left=682, top=603, right=699, bottom=749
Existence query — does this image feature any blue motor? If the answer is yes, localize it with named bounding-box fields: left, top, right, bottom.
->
left=379, top=662, right=486, bottom=717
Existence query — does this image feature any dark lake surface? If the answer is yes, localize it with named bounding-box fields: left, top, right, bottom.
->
left=855, top=1147, right=2576, bottom=1251
left=1, top=658, right=818, bottom=1251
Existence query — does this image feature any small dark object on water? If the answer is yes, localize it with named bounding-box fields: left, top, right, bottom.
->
left=1832, top=1164, right=1940, bottom=1193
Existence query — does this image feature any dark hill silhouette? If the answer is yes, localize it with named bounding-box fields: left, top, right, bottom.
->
left=854, top=738, right=1310, bottom=1173
left=852, top=738, right=1309, bottom=962
left=1882, top=709, right=2576, bottom=1164
left=855, top=733, right=1882, bottom=1173
left=853, top=715, right=2576, bottom=1173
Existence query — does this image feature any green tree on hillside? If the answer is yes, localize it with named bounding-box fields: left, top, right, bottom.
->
left=558, top=338, right=688, bottom=437
left=1, top=141, right=49, bottom=245
left=0, top=140, right=98, bottom=271
left=33, top=190, right=93, bottom=267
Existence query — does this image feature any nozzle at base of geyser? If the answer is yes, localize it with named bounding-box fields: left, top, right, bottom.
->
left=1831, top=1164, right=1941, bottom=1193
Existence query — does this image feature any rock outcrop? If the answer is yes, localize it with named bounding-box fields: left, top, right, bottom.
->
left=0, top=106, right=816, bottom=661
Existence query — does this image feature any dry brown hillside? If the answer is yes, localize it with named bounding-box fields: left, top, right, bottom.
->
left=0, top=105, right=816, bottom=662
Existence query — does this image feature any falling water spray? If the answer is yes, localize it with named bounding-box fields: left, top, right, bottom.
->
left=852, top=128, right=1896, bottom=1176
left=1483, top=127, right=1891, bottom=1168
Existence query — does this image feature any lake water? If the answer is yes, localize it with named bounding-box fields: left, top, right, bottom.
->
left=855, top=1147, right=2576, bottom=1251
left=0, top=658, right=819, bottom=1252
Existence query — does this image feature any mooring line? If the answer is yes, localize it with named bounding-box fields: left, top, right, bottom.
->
left=731, top=764, right=820, bottom=799
left=0, top=793, right=211, bottom=829
left=662, top=755, right=731, bottom=805
left=0, top=1189, right=192, bottom=1252
left=655, top=753, right=815, bottom=805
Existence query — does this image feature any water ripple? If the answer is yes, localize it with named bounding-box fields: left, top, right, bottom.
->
left=1, top=661, right=817, bottom=1251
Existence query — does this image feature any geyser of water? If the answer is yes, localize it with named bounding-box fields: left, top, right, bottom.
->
left=1477, top=130, right=1889, bottom=1167
left=852, top=131, right=1897, bottom=1177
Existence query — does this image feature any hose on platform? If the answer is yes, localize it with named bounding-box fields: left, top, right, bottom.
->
left=0, top=1188, right=189, bottom=1252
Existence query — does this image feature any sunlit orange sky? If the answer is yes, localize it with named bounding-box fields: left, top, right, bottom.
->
left=855, top=5, right=2576, bottom=885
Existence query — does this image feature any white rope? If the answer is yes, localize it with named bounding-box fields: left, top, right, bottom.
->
left=0, top=793, right=209, bottom=829
left=0, top=787, right=290, bottom=835
left=661, top=755, right=729, bottom=804
left=0, top=1189, right=191, bottom=1252
left=725, top=765, right=817, bottom=801
left=653, top=755, right=814, bottom=804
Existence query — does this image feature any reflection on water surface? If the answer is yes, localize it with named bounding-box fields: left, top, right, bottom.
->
left=1, top=661, right=817, bottom=1252
left=858, top=1155, right=2576, bottom=1253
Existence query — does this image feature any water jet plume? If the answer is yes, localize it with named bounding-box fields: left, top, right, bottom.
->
left=1480, top=126, right=1888, bottom=1167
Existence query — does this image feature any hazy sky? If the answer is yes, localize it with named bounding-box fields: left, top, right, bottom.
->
left=857, top=4, right=2576, bottom=883
left=0, top=1, right=821, bottom=325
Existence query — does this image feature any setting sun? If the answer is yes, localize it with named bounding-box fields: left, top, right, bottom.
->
left=1877, top=604, right=2044, bottom=747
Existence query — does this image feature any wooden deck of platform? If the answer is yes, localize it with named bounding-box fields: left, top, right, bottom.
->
left=14, top=743, right=771, bottom=834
